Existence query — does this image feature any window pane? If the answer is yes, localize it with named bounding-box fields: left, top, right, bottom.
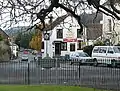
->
left=77, top=41, right=81, bottom=50
left=61, top=42, right=67, bottom=51
left=108, top=47, right=113, bottom=53
left=41, top=42, right=44, bottom=49
left=113, top=47, right=120, bottom=53
left=93, top=47, right=99, bottom=53
left=70, top=43, right=75, bottom=51
left=77, top=29, right=82, bottom=38
left=98, top=47, right=107, bottom=53
left=57, top=29, right=63, bottom=38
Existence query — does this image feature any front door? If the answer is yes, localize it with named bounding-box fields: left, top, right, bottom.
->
left=55, top=43, right=61, bottom=56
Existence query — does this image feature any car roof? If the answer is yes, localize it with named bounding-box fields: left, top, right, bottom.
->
left=70, top=52, right=86, bottom=54
left=94, top=46, right=120, bottom=48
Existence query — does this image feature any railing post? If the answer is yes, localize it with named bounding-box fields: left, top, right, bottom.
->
left=55, top=58, right=58, bottom=84
left=78, top=62, right=81, bottom=79
left=27, top=62, right=30, bottom=85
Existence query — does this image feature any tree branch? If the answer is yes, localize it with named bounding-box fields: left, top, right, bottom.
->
left=110, top=0, right=120, bottom=14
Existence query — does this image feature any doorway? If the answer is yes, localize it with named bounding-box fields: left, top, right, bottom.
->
left=55, top=43, right=61, bottom=56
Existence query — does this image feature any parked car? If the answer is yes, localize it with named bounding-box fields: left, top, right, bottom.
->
left=23, top=49, right=29, bottom=54
left=21, top=54, right=28, bottom=61
left=69, top=52, right=94, bottom=65
left=32, top=50, right=38, bottom=55
left=92, top=46, right=120, bottom=67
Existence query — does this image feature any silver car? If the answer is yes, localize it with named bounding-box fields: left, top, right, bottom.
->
left=70, top=52, right=94, bottom=65
left=21, top=54, right=28, bottom=61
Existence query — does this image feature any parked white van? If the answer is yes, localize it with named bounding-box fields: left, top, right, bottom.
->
left=92, top=46, right=120, bottom=67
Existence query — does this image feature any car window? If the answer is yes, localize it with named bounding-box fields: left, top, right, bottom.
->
left=107, top=47, right=114, bottom=53
left=84, top=53, right=90, bottom=57
left=78, top=52, right=89, bottom=57
left=99, top=47, right=107, bottom=53
left=93, top=47, right=99, bottom=53
left=113, top=47, right=120, bottom=53
left=70, top=53, right=75, bottom=57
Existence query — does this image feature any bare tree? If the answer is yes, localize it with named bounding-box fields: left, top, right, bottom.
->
left=0, top=0, right=120, bottom=33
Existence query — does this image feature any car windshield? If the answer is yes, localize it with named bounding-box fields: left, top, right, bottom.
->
left=113, top=47, right=120, bottom=53
left=78, top=52, right=89, bottom=57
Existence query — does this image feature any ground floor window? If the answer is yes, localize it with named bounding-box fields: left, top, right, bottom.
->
left=70, top=43, right=75, bottom=51
left=41, top=41, right=44, bottom=49
left=61, top=42, right=67, bottom=51
left=77, top=41, right=81, bottom=50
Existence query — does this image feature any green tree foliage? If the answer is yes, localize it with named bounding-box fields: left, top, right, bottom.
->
left=15, top=33, right=22, bottom=47
left=94, top=40, right=105, bottom=46
left=0, top=34, right=3, bottom=41
left=15, top=33, right=33, bottom=49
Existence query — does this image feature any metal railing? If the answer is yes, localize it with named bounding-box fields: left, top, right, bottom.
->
left=0, top=58, right=119, bottom=91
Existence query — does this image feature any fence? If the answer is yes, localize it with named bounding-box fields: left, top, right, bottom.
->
left=0, top=58, right=120, bottom=91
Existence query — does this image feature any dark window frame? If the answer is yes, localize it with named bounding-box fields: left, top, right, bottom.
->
left=57, top=29, right=63, bottom=39
left=41, top=41, right=44, bottom=49
left=77, top=29, right=82, bottom=38
left=77, top=41, right=81, bottom=50
left=70, top=43, right=75, bottom=51
left=61, top=42, right=67, bottom=51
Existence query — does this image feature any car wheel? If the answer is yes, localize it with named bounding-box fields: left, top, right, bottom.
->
left=93, top=59, right=98, bottom=67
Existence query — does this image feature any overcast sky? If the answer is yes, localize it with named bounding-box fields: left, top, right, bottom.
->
left=0, top=0, right=106, bottom=31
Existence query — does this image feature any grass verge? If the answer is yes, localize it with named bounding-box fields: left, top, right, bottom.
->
left=0, top=85, right=109, bottom=91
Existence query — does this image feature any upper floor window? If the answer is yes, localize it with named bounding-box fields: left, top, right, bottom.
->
left=108, top=19, right=112, bottom=32
left=77, top=29, right=82, bottom=38
left=57, top=29, right=63, bottom=39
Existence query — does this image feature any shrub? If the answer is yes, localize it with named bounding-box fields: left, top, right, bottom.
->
left=83, top=40, right=105, bottom=56
left=82, top=45, right=94, bottom=56
left=0, top=35, right=3, bottom=41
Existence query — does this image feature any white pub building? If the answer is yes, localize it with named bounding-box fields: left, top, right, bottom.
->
left=41, top=9, right=87, bottom=58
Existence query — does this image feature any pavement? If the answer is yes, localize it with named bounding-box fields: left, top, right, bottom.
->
left=0, top=52, right=120, bottom=90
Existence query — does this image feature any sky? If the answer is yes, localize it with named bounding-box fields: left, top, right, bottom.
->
left=0, top=0, right=106, bottom=31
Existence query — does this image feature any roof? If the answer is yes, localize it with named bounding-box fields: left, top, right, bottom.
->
left=0, top=28, right=9, bottom=39
left=80, top=12, right=103, bottom=26
left=86, top=23, right=102, bottom=40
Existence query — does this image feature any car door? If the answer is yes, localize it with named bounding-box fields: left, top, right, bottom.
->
left=106, top=47, right=114, bottom=64
left=106, top=47, right=114, bottom=58
left=97, top=47, right=107, bottom=63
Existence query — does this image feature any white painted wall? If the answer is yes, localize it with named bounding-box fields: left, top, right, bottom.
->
left=40, top=7, right=88, bottom=58
left=102, top=4, right=120, bottom=45
left=42, top=16, right=87, bottom=58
